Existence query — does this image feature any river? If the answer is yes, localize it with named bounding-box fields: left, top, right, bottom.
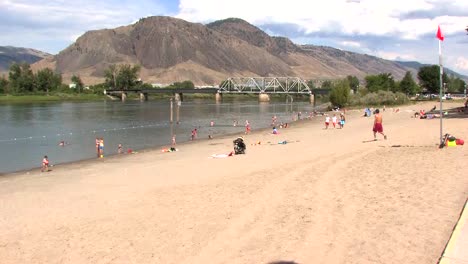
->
left=0, top=98, right=322, bottom=173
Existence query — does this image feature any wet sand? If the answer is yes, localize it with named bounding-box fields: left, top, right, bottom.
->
left=0, top=101, right=467, bottom=264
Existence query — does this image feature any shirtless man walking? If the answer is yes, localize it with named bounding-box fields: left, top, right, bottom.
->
left=373, top=109, right=387, bottom=141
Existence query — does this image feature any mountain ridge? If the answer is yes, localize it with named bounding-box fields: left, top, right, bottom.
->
left=10, top=16, right=464, bottom=85
left=0, top=46, right=51, bottom=72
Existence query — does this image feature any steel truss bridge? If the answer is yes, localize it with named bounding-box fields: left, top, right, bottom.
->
left=105, top=77, right=330, bottom=102
left=219, top=77, right=319, bottom=94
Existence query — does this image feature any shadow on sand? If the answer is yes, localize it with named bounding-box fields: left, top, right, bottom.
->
left=267, top=261, right=299, bottom=264
left=442, top=106, right=468, bottom=119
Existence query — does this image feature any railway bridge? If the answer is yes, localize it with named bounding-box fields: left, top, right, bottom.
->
left=105, top=77, right=330, bottom=105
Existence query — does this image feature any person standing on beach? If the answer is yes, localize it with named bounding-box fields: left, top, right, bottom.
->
left=373, top=109, right=387, bottom=140
left=332, top=114, right=337, bottom=128
left=245, top=120, right=251, bottom=134
left=340, top=113, right=346, bottom=128
left=95, top=138, right=100, bottom=157
left=171, top=135, right=176, bottom=146
left=41, top=155, right=49, bottom=172
left=325, top=115, right=330, bottom=129
left=118, top=144, right=123, bottom=154
left=99, top=138, right=104, bottom=158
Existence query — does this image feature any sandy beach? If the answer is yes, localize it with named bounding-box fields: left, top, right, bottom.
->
left=0, top=101, right=467, bottom=264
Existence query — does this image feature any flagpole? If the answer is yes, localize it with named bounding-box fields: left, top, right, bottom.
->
left=438, top=39, right=444, bottom=147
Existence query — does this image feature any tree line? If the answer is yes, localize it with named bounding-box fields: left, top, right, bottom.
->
left=0, top=63, right=197, bottom=95
left=0, top=62, right=86, bottom=95
left=325, top=66, right=466, bottom=107
left=1, top=63, right=465, bottom=102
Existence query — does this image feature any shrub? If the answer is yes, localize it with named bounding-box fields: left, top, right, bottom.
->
left=349, top=91, right=408, bottom=106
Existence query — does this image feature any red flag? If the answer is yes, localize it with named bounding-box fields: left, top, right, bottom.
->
left=437, top=25, right=444, bottom=41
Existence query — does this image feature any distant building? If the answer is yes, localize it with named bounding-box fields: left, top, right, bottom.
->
left=151, top=83, right=168, bottom=88
left=195, top=85, right=219, bottom=89
left=69, top=83, right=77, bottom=89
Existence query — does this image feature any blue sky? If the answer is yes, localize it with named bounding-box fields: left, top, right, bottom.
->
left=1, top=0, right=467, bottom=75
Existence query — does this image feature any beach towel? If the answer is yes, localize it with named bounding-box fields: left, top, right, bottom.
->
left=211, top=152, right=234, bottom=158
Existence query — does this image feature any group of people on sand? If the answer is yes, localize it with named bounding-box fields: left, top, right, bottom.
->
left=40, top=106, right=394, bottom=172
left=413, top=105, right=441, bottom=119
left=324, top=113, right=346, bottom=129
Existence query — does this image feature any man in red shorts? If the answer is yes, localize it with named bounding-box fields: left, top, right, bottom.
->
left=373, top=109, right=387, bottom=141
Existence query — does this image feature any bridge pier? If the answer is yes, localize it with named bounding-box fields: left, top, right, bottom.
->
left=174, top=93, right=183, bottom=102
left=310, top=94, right=315, bottom=106
left=139, top=92, right=148, bottom=101
left=258, top=93, right=270, bottom=102
left=121, top=92, right=127, bottom=102
left=215, top=92, right=223, bottom=103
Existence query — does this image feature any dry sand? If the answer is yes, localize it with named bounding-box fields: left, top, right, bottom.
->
left=0, top=101, right=467, bottom=264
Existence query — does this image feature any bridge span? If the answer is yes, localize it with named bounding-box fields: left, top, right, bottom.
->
left=105, top=77, right=330, bottom=105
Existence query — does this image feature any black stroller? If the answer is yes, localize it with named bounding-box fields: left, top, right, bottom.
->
left=233, top=137, right=246, bottom=154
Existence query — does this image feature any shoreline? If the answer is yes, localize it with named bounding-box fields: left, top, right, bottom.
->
left=2, top=100, right=463, bottom=177
left=0, top=111, right=325, bottom=176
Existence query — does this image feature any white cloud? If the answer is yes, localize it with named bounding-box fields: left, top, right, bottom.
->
left=340, top=41, right=361, bottom=48
left=455, top=57, right=468, bottom=71
left=0, top=0, right=168, bottom=53
left=376, top=51, right=417, bottom=61
left=1, top=0, right=468, bottom=76
left=177, top=0, right=467, bottom=38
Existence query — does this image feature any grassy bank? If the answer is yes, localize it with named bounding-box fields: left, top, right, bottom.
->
left=0, top=94, right=106, bottom=103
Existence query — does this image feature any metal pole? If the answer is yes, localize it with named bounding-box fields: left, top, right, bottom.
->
left=439, top=40, right=443, bottom=147
left=176, top=100, right=181, bottom=124
left=170, top=98, right=173, bottom=123
left=464, top=84, right=467, bottom=99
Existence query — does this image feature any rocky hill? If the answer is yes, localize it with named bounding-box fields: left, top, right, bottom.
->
left=31, top=16, right=450, bottom=85
left=0, top=46, right=50, bottom=72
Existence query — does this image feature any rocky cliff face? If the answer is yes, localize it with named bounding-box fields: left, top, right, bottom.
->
left=34, top=16, right=417, bottom=85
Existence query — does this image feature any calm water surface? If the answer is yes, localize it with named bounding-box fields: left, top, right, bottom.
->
left=0, top=98, right=320, bottom=173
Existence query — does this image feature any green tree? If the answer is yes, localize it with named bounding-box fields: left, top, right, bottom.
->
left=169, top=80, right=195, bottom=89
left=8, top=63, right=35, bottom=93
left=306, top=80, right=316, bottom=89
left=399, top=71, right=419, bottom=95
left=365, top=73, right=395, bottom=92
left=104, top=64, right=141, bottom=90
left=321, top=80, right=333, bottom=90
left=346, top=75, right=359, bottom=93
left=329, top=79, right=351, bottom=107
left=104, top=64, right=119, bottom=89
left=116, top=64, right=141, bottom=90
left=446, top=75, right=466, bottom=93
left=71, top=75, right=84, bottom=93
left=180, top=80, right=194, bottom=89
left=0, top=76, right=8, bottom=94
left=417, top=65, right=448, bottom=94
left=36, top=68, right=62, bottom=94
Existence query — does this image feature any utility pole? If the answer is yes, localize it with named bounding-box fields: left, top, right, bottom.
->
left=170, top=97, right=174, bottom=123
left=464, top=83, right=467, bottom=99
left=176, top=100, right=181, bottom=124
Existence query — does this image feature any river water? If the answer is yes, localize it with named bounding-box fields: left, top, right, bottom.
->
left=0, top=98, right=321, bottom=173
